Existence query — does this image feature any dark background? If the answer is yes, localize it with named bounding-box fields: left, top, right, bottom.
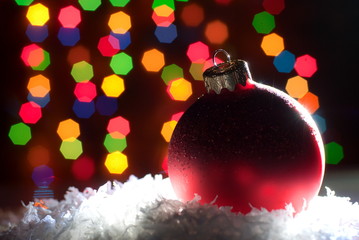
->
left=1, top=0, right=358, bottom=210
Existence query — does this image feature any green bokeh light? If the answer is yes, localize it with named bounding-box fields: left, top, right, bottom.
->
left=31, top=50, right=50, bottom=71
left=109, top=0, right=130, bottom=7
left=104, top=134, right=127, bottom=153
left=325, top=141, right=344, bottom=165
left=252, top=11, right=275, bottom=34
left=78, top=0, right=102, bottom=11
left=161, top=64, right=183, bottom=85
left=8, top=123, right=32, bottom=145
left=71, top=61, right=94, bottom=82
left=152, top=0, right=175, bottom=10
left=60, top=139, right=83, bottom=160
left=110, top=52, right=133, bottom=75
left=15, top=0, right=34, bottom=6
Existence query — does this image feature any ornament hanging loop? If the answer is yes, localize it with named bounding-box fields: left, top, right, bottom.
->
left=213, top=49, right=231, bottom=67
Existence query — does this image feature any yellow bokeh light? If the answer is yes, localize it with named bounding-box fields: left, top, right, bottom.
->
left=285, top=76, right=309, bottom=99
left=57, top=119, right=80, bottom=141
left=26, top=3, right=49, bottom=26
left=161, top=120, right=177, bottom=142
left=141, top=49, right=165, bottom=72
left=105, top=151, right=128, bottom=174
left=261, top=33, right=284, bottom=56
left=167, top=78, right=192, bottom=101
left=27, top=74, right=50, bottom=97
left=108, top=11, right=131, bottom=34
left=154, top=5, right=174, bottom=17
left=101, top=74, right=125, bottom=98
left=204, top=20, right=228, bottom=44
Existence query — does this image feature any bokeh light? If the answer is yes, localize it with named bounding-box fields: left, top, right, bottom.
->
left=32, top=165, right=54, bottom=186
left=141, top=49, right=165, bottom=72
left=273, top=50, right=295, bottom=73
left=189, top=62, right=205, bottom=80
left=252, top=11, right=275, bottom=34
left=109, top=0, right=130, bottom=7
left=107, top=116, right=130, bottom=137
left=167, top=78, right=192, bottom=101
left=27, top=74, right=50, bottom=98
left=171, top=111, right=184, bottom=121
left=110, top=52, right=133, bottom=75
left=187, top=41, right=209, bottom=63
left=180, top=3, right=204, bottom=27
left=58, top=5, right=81, bottom=28
left=262, top=0, right=285, bottom=15
left=325, top=142, right=344, bottom=165
left=96, top=95, right=118, bottom=116
left=104, top=134, right=127, bottom=153
left=57, top=119, right=80, bottom=141
left=285, top=76, right=309, bottom=98
left=78, top=0, right=101, bottom=11
left=71, top=61, right=94, bottom=82
left=27, top=93, right=50, bottom=108
left=71, top=156, right=95, bottom=181
left=294, top=54, right=318, bottom=77
left=74, top=81, right=97, bottom=102
left=101, top=74, right=125, bottom=98
left=152, top=10, right=175, bottom=27
left=67, top=45, right=91, bottom=65
left=73, top=100, right=95, bottom=119
left=105, top=151, right=128, bottom=174
left=154, top=4, right=174, bottom=17
left=261, top=33, right=284, bottom=56
left=152, top=0, right=175, bottom=10
left=108, top=11, right=131, bottom=34
left=97, top=35, right=120, bottom=57
left=27, top=145, right=50, bottom=167
left=58, top=27, right=80, bottom=46
left=155, top=24, right=178, bottom=43
left=110, top=32, right=131, bottom=50
left=19, top=101, right=42, bottom=124
left=161, top=120, right=177, bottom=142
left=15, top=0, right=34, bottom=6
left=312, top=114, right=327, bottom=134
left=205, top=20, right=228, bottom=45
left=26, top=25, right=48, bottom=42
left=21, top=44, right=44, bottom=67
left=298, top=91, right=319, bottom=114
left=26, top=3, right=49, bottom=26
left=161, top=64, right=184, bottom=85
left=8, top=123, right=32, bottom=145
left=60, top=139, right=83, bottom=160
left=31, top=49, right=50, bottom=71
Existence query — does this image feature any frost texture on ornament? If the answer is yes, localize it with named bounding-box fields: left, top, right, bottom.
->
left=1, top=175, right=359, bottom=240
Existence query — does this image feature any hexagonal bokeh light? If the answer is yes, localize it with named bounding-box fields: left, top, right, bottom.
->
left=26, top=25, right=48, bottom=42
left=71, top=61, right=94, bottom=82
left=161, top=120, right=177, bottom=142
left=107, top=116, right=130, bottom=138
left=155, top=24, right=178, bottom=43
left=21, top=44, right=44, bottom=67
left=294, top=54, right=318, bottom=77
left=104, top=133, right=127, bottom=153
left=205, top=20, right=228, bottom=45
left=181, top=3, right=204, bottom=27
left=273, top=50, right=295, bottom=73
left=58, top=27, right=80, bottom=46
left=96, top=95, right=118, bottom=116
left=141, top=49, right=165, bottom=72
left=73, top=100, right=95, bottom=119
left=161, top=64, right=184, bottom=85
left=71, top=156, right=95, bottom=181
left=19, top=101, right=42, bottom=124
left=58, top=5, right=81, bottom=28
left=263, top=0, right=285, bottom=15
left=109, top=0, right=130, bottom=7
left=74, top=81, right=97, bottom=102
left=312, top=114, right=327, bottom=134
left=108, top=11, right=131, bottom=34
left=15, top=0, right=34, bottom=6
left=189, top=62, right=205, bottom=80
left=26, top=3, right=49, bottom=26
left=8, top=123, right=32, bottom=145
left=57, top=119, right=80, bottom=141
left=167, top=78, right=193, bottom=101
left=60, top=139, right=83, bottom=160
left=27, top=74, right=50, bottom=98
left=325, top=142, right=344, bottom=165
left=27, top=93, right=50, bottom=108
left=252, top=11, right=275, bottom=34
left=27, top=145, right=50, bottom=167
left=187, top=41, right=209, bottom=63
left=110, top=52, right=133, bottom=75
left=105, top=151, right=128, bottom=174
left=101, top=74, right=125, bottom=98
left=298, top=91, right=319, bottom=114
left=152, top=0, right=175, bottom=10
left=32, top=49, right=50, bottom=71
left=78, top=0, right=101, bottom=11
left=97, top=35, right=120, bottom=57
left=261, top=33, right=284, bottom=56
left=152, top=11, right=175, bottom=27
left=110, top=32, right=131, bottom=50
left=285, top=76, right=309, bottom=98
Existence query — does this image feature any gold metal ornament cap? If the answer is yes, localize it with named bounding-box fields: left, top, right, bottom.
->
left=203, top=49, right=252, bottom=94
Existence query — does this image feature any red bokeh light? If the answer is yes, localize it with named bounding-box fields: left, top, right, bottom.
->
left=19, top=101, right=42, bottom=124
left=262, top=0, right=285, bottom=15
left=186, top=41, right=210, bottom=63
left=294, top=54, right=318, bottom=77
left=97, top=35, right=120, bottom=57
left=58, top=5, right=81, bottom=28
left=71, top=156, right=95, bottom=181
left=107, top=116, right=130, bottom=137
left=74, top=81, right=97, bottom=102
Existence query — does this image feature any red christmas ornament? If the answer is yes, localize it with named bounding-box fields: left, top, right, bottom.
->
left=168, top=50, right=325, bottom=214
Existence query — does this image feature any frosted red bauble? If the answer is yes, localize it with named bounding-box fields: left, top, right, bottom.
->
left=168, top=62, right=324, bottom=214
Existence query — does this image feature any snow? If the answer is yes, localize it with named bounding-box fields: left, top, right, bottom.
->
left=1, top=174, right=358, bottom=240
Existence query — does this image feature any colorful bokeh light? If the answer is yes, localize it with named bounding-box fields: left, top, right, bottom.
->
left=161, top=64, right=184, bottom=85
left=73, top=100, right=95, bottom=119
left=152, top=0, right=175, bottom=10
left=108, top=11, right=131, bottom=34
left=294, top=54, right=318, bottom=77
left=60, top=139, right=83, bottom=160
left=58, top=5, right=81, bottom=28
left=8, top=123, right=32, bottom=145
left=261, top=33, right=284, bottom=56
left=155, top=24, right=178, bottom=43
left=104, top=134, right=127, bottom=153
left=205, top=20, right=228, bottom=45
left=27, top=74, right=50, bottom=98
left=57, top=119, right=80, bottom=141
left=105, top=151, right=128, bottom=174
left=152, top=11, right=175, bottom=27
left=252, top=11, right=275, bottom=34
left=273, top=50, right=295, bottom=73
left=21, top=44, right=44, bottom=67
left=96, top=95, right=118, bottom=116
left=67, top=45, right=91, bottom=65
left=27, top=93, right=50, bottom=108
left=78, top=0, right=101, bottom=11
left=101, top=74, right=125, bottom=98
left=71, top=61, right=94, bottom=82
left=312, top=114, right=327, bottom=134
left=181, top=3, right=204, bottom=27
left=97, top=35, right=120, bottom=57
left=187, top=41, right=209, bottom=63
left=189, top=62, right=205, bottom=80
left=110, top=32, right=131, bottom=50
left=161, top=120, right=177, bottom=142
left=26, top=25, right=48, bottom=42
left=167, top=78, right=192, bottom=101
left=32, top=165, right=54, bottom=186
left=31, top=49, right=50, bottom=71
left=285, top=76, right=309, bottom=98
left=19, top=101, right=42, bottom=124
left=27, top=145, right=50, bottom=167
left=110, top=52, right=133, bottom=75
left=15, top=0, right=34, bottom=6
left=107, top=116, right=130, bottom=137
left=141, top=49, right=165, bottom=72
left=109, top=0, right=130, bottom=7
left=26, top=3, right=49, bottom=26
left=74, top=81, right=97, bottom=102
left=325, top=142, right=344, bottom=165
left=58, top=27, right=80, bottom=46
left=263, top=0, right=285, bottom=15
left=71, top=156, right=95, bottom=181
left=298, top=91, right=319, bottom=114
